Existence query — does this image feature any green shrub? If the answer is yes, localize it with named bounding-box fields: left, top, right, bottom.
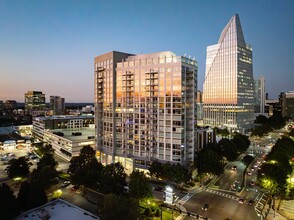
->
left=155, top=209, right=160, bottom=217
left=144, top=207, right=152, bottom=217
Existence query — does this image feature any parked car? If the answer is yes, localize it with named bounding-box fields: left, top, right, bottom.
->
left=61, top=181, right=70, bottom=188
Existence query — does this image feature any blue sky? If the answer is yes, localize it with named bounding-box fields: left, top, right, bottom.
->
left=0, top=0, right=293, bottom=102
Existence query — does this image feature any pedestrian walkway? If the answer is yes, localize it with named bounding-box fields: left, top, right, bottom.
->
left=276, top=199, right=294, bottom=220
left=204, top=188, right=239, bottom=201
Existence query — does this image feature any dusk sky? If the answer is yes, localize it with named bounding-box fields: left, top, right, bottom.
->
left=0, top=0, right=293, bottom=103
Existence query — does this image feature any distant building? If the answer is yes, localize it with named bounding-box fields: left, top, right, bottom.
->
left=196, top=127, right=216, bottom=151
left=0, top=126, right=30, bottom=150
left=95, top=51, right=198, bottom=171
left=265, top=99, right=280, bottom=117
left=50, top=96, right=65, bottom=115
left=4, top=100, right=17, bottom=110
left=16, top=199, right=100, bottom=220
left=279, top=91, right=294, bottom=119
left=254, top=76, right=265, bottom=113
left=24, top=91, right=46, bottom=115
left=203, top=14, right=255, bottom=133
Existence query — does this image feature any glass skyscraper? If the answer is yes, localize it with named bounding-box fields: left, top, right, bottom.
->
left=254, top=76, right=265, bottom=113
left=203, top=14, right=255, bottom=132
left=94, top=51, right=197, bottom=171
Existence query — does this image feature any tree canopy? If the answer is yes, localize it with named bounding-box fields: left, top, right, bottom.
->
left=129, top=170, right=152, bottom=200
left=99, top=162, right=127, bottom=194
left=100, top=194, right=139, bottom=220
left=0, top=183, right=20, bottom=219
left=197, top=149, right=224, bottom=175
left=6, top=156, right=31, bottom=179
left=68, top=146, right=102, bottom=187
left=148, top=161, right=190, bottom=184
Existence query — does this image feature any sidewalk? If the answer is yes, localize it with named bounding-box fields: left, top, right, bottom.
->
left=264, top=199, right=294, bottom=220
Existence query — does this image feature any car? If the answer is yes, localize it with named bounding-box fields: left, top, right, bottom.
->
left=250, top=181, right=255, bottom=186
left=154, top=187, right=164, bottom=192
left=248, top=200, right=255, bottom=206
left=232, top=165, right=237, bottom=171
left=238, top=198, right=244, bottom=204
left=50, top=177, right=59, bottom=184
left=247, top=171, right=252, bottom=176
left=202, top=204, right=209, bottom=211
left=61, top=181, right=70, bottom=188
left=71, top=185, right=80, bottom=191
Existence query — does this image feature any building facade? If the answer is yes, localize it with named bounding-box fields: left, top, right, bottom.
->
left=196, top=90, right=203, bottom=126
left=203, top=14, right=255, bottom=132
left=24, top=91, right=46, bottom=115
left=94, top=51, right=197, bottom=171
left=254, top=76, right=265, bottom=113
left=280, top=91, right=294, bottom=119
left=50, top=96, right=65, bottom=115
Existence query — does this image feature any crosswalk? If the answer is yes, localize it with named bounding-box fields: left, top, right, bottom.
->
left=204, top=188, right=239, bottom=201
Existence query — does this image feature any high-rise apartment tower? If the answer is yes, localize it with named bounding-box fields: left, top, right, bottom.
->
left=203, top=14, right=255, bottom=132
left=94, top=51, right=197, bottom=171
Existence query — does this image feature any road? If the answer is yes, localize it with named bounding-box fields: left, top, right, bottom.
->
left=179, top=127, right=287, bottom=220
left=183, top=189, right=258, bottom=220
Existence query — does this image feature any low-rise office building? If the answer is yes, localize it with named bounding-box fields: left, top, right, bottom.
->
left=32, top=115, right=95, bottom=160
left=44, top=127, right=95, bottom=161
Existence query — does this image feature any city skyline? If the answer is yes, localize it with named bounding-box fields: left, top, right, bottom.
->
left=0, top=0, right=294, bottom=102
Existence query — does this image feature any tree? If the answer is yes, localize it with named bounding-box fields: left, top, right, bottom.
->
left=255, top=115, right=268, bottom=125
left=33, top=166, right=59, bottom=188
left=39, top=143, right=55, bottom=156
left=215, top=128, right=230, bottom=137
left=217, top=138, right=239, bottom=161
left=170, top=163, right=190, bottom=184
left=68, top=146, right=103, bottom=187
left=232, top=133, right=250, bottom=152
left=197, top=149, right=223, bottom=175
left=0, top=183, right=20, bottom=219
left=27, top=182, right=48, bottom=209
left=100, top=194, right=139, bottom=220
left=258, top=163, right=287, bottom=195
left=6, top=156, right=31, bottom=179
left=36, top=153, right=58, bottom=170
left=148, top=161, right=163, bottom=179
left=268, top=112, right=286, bottom=129
left=17, top=181, right=30, bottom=211
left=242, top=155, right=254, bottom=167
left=100, top=162, right=126, bottom=194
left=129, top=170, right=152, bottom=199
